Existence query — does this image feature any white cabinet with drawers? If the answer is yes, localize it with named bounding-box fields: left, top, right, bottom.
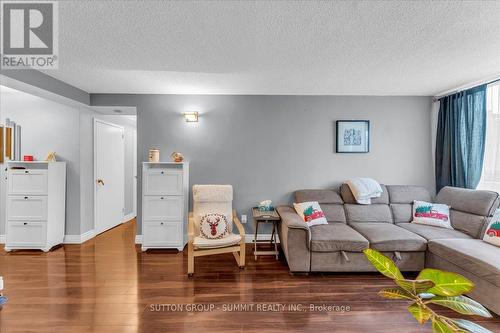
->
left=4, top=161, right=66, bottom=252
left=141, top=162, right=189, bottom=251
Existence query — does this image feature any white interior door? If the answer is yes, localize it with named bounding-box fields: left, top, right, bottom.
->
left=133, top=129, right=137, bottom=217
left=94, top=119, right=125, bottom=235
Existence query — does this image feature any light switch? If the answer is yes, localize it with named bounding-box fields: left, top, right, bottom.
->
left=241, top=214, right=247, bottom=224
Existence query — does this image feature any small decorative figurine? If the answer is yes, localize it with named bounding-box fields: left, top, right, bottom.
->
left=171, top=151, right=184, bottom=163
left=45, top=152, right=57, bottom=162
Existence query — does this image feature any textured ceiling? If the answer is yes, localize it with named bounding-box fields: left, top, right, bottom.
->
left=41, top=1, right=500, bottom=95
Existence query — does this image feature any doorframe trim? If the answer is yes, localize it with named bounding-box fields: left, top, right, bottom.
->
left=93, top=118, right=125, bottom=236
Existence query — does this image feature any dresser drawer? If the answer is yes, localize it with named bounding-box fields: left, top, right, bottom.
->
left=6, top=221, right=46, bottom=246
left=143, top=195, right=183, bottom=221
left=8, top=169, right=48, bottom=195
left=143, top=169, right=183, bottom=195
left=7, top=196, right=48, bottom=221
left=143, top=221, right=182, bottom=247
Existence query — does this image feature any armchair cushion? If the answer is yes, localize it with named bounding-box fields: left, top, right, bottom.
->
left=193, top=184, right=233, bottom=202
left=193, top=234, right=241, bottom=249
left=193, top=185, right=233, bottom=236
left=199, top=213, right=230, bottom=239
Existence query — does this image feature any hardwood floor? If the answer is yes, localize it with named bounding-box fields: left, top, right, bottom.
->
left=0, top=219, right=498, bottom=333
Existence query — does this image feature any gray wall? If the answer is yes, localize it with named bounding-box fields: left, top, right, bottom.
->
left=91, top=94, right=434, bottom=235
left=0, top=87, right=137, bottom=237
left=0, top=87, right=83, bottom=235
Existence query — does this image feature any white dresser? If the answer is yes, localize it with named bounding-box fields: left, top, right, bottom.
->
left=141, top=162, right=189, bottom=251
left=5, top=161, right=66, bottom=252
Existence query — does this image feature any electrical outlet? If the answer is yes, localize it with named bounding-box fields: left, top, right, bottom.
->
left=241, top=214, right=247, bottom=224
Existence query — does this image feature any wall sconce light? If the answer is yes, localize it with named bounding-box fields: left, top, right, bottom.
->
left=184, top=112, right=199, bottom=122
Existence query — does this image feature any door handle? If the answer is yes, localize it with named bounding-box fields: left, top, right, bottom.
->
left=97, top=179, right=105, bottom=186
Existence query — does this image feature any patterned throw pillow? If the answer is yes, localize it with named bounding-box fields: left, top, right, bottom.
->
left=412, top=200, right=452, bottom=229
left=483, top=209, right=500, bottom=247
left=199, top=213, right=229, bottom=239
left=293, top=201, right=328, bottom=227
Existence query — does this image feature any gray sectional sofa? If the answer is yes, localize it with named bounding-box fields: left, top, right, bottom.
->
left=276, top=185, right=500, bottom=315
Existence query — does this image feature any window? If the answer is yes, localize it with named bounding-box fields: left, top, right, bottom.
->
left=478, top=82, right=500, bottom=193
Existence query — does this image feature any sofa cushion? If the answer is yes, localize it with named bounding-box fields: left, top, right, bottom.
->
left=321, top=204, right=346, bottom=223
left=397, top=223, right=472, bottom=241
left=435, top=187, right=500, bottom=239
left=350, top=222, right=427, bottom=251
left=386, top=185, right=432, bottom=204
left=386, top=186, right=432, bottom=223
left=428, top=239, right=500, bottom=287
left=295, top=190, right=346, bottom=223
left=295, top=189, right=343, bottom=204
left=340, top=183, right=389, bottom=204
left=450, top=210, right=488, bottom=239
left=436, top=186, right=499, bottom=217
left=391, top=204, right=412, bottom=223
left=310, top=223, right=369, bottom=253
left=344, top=204, right=393, bottom=223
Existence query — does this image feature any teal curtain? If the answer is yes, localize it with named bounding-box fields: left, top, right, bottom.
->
left=435, top=85, right=487, bottom=192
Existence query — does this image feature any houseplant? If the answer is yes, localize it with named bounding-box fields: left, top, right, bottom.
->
left=363, top=249, right=492, bottom=333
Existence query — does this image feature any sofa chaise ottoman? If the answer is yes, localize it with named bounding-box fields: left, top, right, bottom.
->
left=276, top=185, right=500, bottom=315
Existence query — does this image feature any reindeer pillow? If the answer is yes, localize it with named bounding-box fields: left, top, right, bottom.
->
left=199, top=213, right=230, bottom=239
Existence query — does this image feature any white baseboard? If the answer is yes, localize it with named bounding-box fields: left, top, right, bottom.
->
left=245, top=233, right=279, bottom=243
left=134, top=234, right=275, bottom=244
left=4, top=233, right=277, bottom=245
left=135, top=235, right=142, bottom=244
left=123, top=213, right=136, bottom=223
left=64, top=229, right=96, bottom=244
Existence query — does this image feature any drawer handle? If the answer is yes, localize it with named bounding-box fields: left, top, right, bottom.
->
left=24, top=170, right=29, bottom=174
left=161, top=197, right=164, bottom=200
left=161, top=171, right=164, bottom=175
left=23, top=222, right=28, bottom=225
left=24, top=196, right=28, bottom=200
left=160, top=222, right=164, bottom=225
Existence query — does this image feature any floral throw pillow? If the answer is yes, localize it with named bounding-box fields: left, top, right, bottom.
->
left=483, top=209, right=500, bottom=247
left=199, top=213, right=229, bottom=239
left=412, top=200, right=452, bottom=229
left=293, top=201, right=328, bottom=227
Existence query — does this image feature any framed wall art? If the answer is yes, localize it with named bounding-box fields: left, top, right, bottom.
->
left=336, top=120, right=370, bottom=153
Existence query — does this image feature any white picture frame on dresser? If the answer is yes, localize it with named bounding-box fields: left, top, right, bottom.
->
left=141, top=162, right=189, bottom=251
left=4, top=161, right=67, bottom=252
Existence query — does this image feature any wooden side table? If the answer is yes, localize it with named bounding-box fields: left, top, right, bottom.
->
left=252, top=207, right=280, bottom=260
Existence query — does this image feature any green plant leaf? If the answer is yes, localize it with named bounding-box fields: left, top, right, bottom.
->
left=396, top=279, right=435, bottom=295
left=429, top=296, right=492, bottom=318
left=363, top=248, right=404, bottom=280
left=378, top=287, right=414, bottom=300
left=451, top=319, right=493, bottom=333
left=408, top=302, right=432, bottom=324
left=432, top=317, right=458, bottom=333
left=417, top=268, right=474, bottom=296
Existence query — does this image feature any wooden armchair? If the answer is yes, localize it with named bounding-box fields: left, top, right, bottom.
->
left=187, top=185, right=245, bottom=277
